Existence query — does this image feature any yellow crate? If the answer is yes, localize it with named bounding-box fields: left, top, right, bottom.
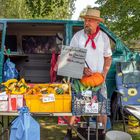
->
left=24, top=84, right=72, bottom=113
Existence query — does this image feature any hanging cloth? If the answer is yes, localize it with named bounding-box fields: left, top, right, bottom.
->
left=50, top=51, right=57, bottom=83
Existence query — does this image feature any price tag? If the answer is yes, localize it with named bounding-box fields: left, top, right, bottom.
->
left=81, top=90, right=92, bottom=97
left=0, top=95, right=8, bottom=101
left=0, top=101, right=8, bottom=111
left=42, top=94, right=55, bottom=103
left=85, top=103, right=98, bottom=113
left=0, top=92, right=8, bottom=101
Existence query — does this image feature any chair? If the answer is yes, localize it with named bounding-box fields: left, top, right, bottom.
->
left=113, top=61, right=140, bottom=131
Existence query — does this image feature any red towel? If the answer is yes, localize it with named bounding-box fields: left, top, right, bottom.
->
left=50, top=51, right=57, bottom=83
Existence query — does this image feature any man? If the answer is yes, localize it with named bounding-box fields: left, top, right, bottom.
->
left=64, top=7, right=112, bottom=140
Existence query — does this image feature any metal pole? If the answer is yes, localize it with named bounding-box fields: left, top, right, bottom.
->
left=96, top=116, right=98, bottom=140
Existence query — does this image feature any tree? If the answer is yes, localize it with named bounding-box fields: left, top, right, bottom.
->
left=25, top=0, right=76, bottom=19
left=0, top=0, right=76, bottom=19
left=0, top=0, right=7, bottom=18
left=0, top=0, right=31, bottom=18
left=95, top=0, right=140, bottom=45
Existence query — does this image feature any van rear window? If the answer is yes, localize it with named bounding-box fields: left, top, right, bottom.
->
left=22, top=36, right=60, bottom=54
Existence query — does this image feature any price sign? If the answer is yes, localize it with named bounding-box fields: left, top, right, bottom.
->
left=0, top=92, right=8, bottom=101
left=57, top=45, right=87, bottom=79
left=81, top=90, right=92, bottom=97
left=42, top=94, right=55, bottom=103
left=0, top=95, right=8, bottom=101
left=85, top=103, right=98, bottom=113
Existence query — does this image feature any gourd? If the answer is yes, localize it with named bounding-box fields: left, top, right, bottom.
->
left=80, top=72, right=104, bottom=87
left=55, top=88, right=64, bottom=94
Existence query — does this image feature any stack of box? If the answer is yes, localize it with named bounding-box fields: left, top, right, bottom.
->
left=0, top=92, right=23, bottom=112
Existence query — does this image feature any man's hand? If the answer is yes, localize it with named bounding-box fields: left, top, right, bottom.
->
left=83, top=67, right=93, bottom=76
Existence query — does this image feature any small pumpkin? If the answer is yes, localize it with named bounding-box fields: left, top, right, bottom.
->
left=80, top=72, right=104, bottom=87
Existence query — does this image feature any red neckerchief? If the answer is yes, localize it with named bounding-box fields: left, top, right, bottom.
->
left=85, top=26, right=100, bottom=49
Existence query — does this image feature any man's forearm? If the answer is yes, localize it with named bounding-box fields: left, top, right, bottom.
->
left=103, top=56, right=112, bottom=78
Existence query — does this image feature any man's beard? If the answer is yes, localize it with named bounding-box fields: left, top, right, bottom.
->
left=84, top=26, right=92, bottom=35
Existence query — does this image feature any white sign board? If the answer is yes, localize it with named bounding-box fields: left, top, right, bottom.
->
left=81, top=90, right=92, bottom=97
left=0, top=91, right=8, bottom=100
left=42, top=94, right=55, bottom=103
left=57, top=45, right=87, bottom=79
left=85, top=103, right=99, bottom=114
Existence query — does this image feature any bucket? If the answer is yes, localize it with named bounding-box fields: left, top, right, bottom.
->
left=105, top=130, right=132, bottom=140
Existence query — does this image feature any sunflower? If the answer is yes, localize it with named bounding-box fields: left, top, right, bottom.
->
left=128, top=88, right=137, bottom=96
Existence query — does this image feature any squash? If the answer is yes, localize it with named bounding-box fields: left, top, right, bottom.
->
left=80, top=72, right=104, bottom=87
left=55, top=88, right=64, bottom=94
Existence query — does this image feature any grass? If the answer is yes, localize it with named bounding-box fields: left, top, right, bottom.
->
left=1, top=116, right=140, bottom=140
left=39, top=117, right=140, bottom=140
left=39, top=117, right=67, bottom=140
left=112, top=121, right=140, bottom=140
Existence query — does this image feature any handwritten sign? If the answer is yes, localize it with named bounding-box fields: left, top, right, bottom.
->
left=0, top=92, right=8, bottom=101
left=57, top=45, right=87, bottom=79
left=81, top=90, right=92, bottom=97
left=42, top=94, right=55, bottom=103
left=85, top=103, right=99, bottom=113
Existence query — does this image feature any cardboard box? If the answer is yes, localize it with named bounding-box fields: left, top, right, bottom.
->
left=0, top=101, right=8, bottom=111
left=8, top=95, right=24, bottom=111
left=0, top=92, right=8, bottom=111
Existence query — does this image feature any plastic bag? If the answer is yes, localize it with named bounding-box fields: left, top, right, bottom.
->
left=3, top=58, right=18, bottom=81
left=10, top=107, right=40, bottom=140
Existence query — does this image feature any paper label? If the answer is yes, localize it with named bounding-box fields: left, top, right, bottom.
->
left=0, top=95, right=8, bottom=100
left=0, top=101, right=8, bottom=111
left=81, top=90, right=92, bottom=97
left=42, top=94, right=55, bottom=103
left=85, top=103, right=98, bottom=113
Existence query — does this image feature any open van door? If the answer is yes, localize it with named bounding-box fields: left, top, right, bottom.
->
left=0, top=21, right=6, bottom=82
left=99, top=23, right=132, bottom=99
left=0, top=23, right=3, bottom=51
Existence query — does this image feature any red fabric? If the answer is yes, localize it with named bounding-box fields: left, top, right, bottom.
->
left=58, top=116, right=80, bottom=125
left=85, top=26, right=100, bottom=49
left=50, top=51, right=57, bottom=83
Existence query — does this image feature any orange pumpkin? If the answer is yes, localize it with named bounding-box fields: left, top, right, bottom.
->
left=80, top=72, right=104, bottom=87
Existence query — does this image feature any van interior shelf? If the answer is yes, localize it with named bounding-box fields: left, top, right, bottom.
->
left=4, top=52, right=28, bottom=57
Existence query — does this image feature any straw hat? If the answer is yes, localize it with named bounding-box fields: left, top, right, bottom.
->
left=80, top=8, right=104, bottom=22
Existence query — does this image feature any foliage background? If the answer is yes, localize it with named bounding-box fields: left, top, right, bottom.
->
left=80, top=0, right=140, bottom=49
left=95, top=0, right=140, bottom=48
left=0, top=0, right=76, bottom=19
left=0, top=0, right=139, bottom=49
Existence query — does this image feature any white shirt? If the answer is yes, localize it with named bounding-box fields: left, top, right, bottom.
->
left=70, top=29, right=112, bottom=73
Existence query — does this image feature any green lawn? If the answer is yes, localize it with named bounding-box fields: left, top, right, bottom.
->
left=112, top=122, right=140, bottom=140
left=39, top=117, right=140, bottom=140
left=1, top=116, right=140, bottom=140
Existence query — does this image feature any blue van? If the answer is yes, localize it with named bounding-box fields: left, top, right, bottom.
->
left=0, top=19, right=139, bottom=98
